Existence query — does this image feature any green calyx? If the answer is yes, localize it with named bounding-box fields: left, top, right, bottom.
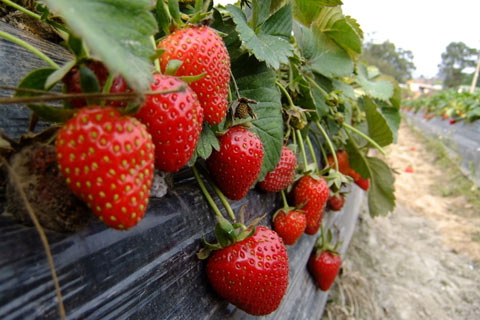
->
left=196, top=215, right=256, bottom=260
left=314, top=225, right=342, bottom=255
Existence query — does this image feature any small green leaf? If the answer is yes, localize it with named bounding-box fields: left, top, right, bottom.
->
left=367, top=157, right=395, bottom=217
left=165, top=59, right=183, bottom=76
left=227, top=4, right=293, bottom=69
left=27, top=104, right=76, bottom=123
left=346, top=146, right=395, bottom=217
left=293, top=22, right=353, bottom=78
left=67, top=34, right=84, bottom=57
left=79, top=65, right=100, bottom=93
left=356, top=64, right=394, bottom=101
left=196, top=123, right=220, bottom=160
left=15, top=68, right=56, bottom=97
left=178, top=72, right=206, bottom=84
left=292, top=0, right=343, bottom=26
left=156, top=0, right=171, bottom=34
left=363, top=97, right=393, bottom=147
left=167, top=0, right=181, bottom=25
left=324, top=18, right=362, bottom=55
left=231, top=54, right=283, bottom=180
left=379, top=106, right=401, bottom=143
left=45, top=60, right=76, bottom=89
left=43, top=0, right=157, bottom=91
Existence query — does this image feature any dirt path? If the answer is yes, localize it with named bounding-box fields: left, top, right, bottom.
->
left=323, top=124, right=480, bottom=319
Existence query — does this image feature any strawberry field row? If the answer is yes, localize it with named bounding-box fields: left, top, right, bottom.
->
left=404, top=110, right=480, bottom=187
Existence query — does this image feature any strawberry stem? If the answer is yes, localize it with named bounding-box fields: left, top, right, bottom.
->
left=342, top=122, right=386, bottom=155
left=192, top=166, right=224, bottom=218
left=196, top=165, right=236, bottom=222
left=280, top=190, right=289, bottom=209
left=210, top=182, right=237, bottom=223
left=295, top=129, right=309, bottom=172
left=315, top=121, right=338, bottom=171
left=305, top=74, right=329, bottom=98
left=0, top=30, right=59, bottom=69
left=275, top=81, right=295, bottom=109
left=0, top=86, right=186, bottom=105
left=1, top=0, right=40, bottom=19
left=305, top=135, right=318, bottom=171
left=150, top=36, right=161, bottom=73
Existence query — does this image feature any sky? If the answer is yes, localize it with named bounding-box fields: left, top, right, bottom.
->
left=342, top=0, right=480, bottom=78
left=216, top=0, right=480, bottom=79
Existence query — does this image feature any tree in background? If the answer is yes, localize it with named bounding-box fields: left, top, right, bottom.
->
left=438, top=42, right=478, bottom=89
left=361, top=41, right=416, bottom=83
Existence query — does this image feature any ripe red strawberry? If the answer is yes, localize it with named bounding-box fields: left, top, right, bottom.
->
left=308, top=250, right=342, bottom=291
left=405, top=166, right=414, bottom=173
left=135, top=74, right=203, bottom=172
left=326, top=150, right=350, bottom=174
left=293, top=175, right=329, bottom=235
left=62, top=60, right=128, bottom=108
left=258, top=146, right=297, bottom=193
left=355, top=176, right=370, bottom=191
left=158, top=26, right=230, bottom=125
left=207, top=226, right=289, bottom=315
left=273, top=209, right=306, bottom=245
left=56, top=106, right=155, bottom=229
left=449, top=118, right=457, bottom=125
left=206, top=126, right=264, bottom=200
left=327, top=193, right=345, bottom=211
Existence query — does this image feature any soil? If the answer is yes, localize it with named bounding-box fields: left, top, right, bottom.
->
left=323, top=123, right=480, bottom=319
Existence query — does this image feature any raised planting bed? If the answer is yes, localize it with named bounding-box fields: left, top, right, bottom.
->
left=404, top=111, right=480, bottom=186
left=0, top=22, right=366, bottom=319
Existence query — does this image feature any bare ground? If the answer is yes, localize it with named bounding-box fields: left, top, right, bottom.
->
left=323, top=124, right=480, bottom=320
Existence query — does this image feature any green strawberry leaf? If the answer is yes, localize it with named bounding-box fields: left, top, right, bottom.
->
left=251, top=0, right=272, bottom=28
left=188, top=123, right=220, bottom=165
left=312, top=7, right=363, bottom=58
left=379, top=106, right=401, bottom=143
left=79, top=65, right=100, bottom=93
left=231, top=54, right=283, bottom=181
left=346, top=144, right=395, bottom=217
left=356, top=64, right=394, bottom=101
left=45, top=60, right=76, bottom=89
left=292, top=0, right=343, bottom=26
left=363, top=97, right=393, bottom=147
left=43, top=0, right=157, bottom=91
left=259, top=2, right=292, bottom=38
left=332, top=79, right=355, bottom=99
left=367, top=157, right=395, bottom=217
left=15, top=68, right=56, bottom=97
left=293, top=21, right=353, bottom=78
left=226, top=4, right=293, bottom=69
left=27, top=104, right=76, bottom=123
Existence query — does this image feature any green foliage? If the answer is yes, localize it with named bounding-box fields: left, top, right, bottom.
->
left=15, top=68, right=56, bottom=97
left=293, top=22, right=353, bottom=78
left=43, top=0, right=157, bottom=91
left=363, top=97, right=393, bottom=147
left=356, top=64, right=394, bottom=101
left=226, top=3, right=293, bottom=69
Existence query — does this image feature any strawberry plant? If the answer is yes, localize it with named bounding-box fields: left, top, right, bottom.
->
left=0, top=0, right=402, bottom=317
